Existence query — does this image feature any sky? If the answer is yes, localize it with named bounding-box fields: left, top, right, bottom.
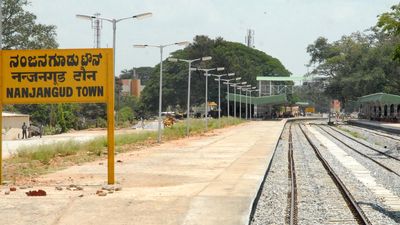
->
left=29, top=0, right=399, bottom=77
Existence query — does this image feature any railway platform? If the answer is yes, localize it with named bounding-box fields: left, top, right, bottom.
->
left=0, top=120, right=285, bottom=225
left=348, top=119, right=400, bottom=134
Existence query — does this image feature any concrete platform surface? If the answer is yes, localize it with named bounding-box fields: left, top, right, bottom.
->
left=0, top=120, right=285, bottom=225
left=348, top=119, right=400, bottom=133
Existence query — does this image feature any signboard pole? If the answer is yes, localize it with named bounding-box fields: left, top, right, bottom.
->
left=0, top=104, right=2, bottom=185
left=0, top=48, right=114, bottom=185
left=107, top=52, right=115, bottom=184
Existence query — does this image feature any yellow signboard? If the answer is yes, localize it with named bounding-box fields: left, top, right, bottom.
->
left=0, top=48, right=113, bottom=104
left=305, top=107, right=315, bottom=113
left=0, top=48, right=115, bottom=184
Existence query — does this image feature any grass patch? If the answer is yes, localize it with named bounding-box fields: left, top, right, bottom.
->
left=3, top=117, right=244, bottom=183
left=337, top=127, right=365, bottom=139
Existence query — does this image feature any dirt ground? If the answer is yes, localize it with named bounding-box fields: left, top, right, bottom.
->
left=0, top=120, right=285, bottom=225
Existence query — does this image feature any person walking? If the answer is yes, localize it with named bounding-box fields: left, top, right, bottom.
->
left=22, top=122, right=27, bottom=139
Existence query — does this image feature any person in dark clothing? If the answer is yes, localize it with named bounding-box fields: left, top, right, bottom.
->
left=39, top=124, right=43, bottom=138
left=22, top=122, right=27, bottom=139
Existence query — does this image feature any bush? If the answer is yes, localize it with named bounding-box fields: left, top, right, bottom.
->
left=118, top=106, right=135, bottom=126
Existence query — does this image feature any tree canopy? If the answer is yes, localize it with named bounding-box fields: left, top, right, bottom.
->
left=305, top=3, right=400, bottom=109
left=140, top=35, right=291, bottom=113
left=2, top=0, right=58, bottom=49
left=377, top=3, right=400, bottom=61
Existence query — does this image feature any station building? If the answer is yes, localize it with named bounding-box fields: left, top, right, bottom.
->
left=225, top=76, right=310, bottom=118
left=358, top=92, right=400, bottom=121
left=120, top=79, right=145, bottom=97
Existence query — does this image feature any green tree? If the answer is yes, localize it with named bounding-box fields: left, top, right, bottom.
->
left=377, top=3, right=400, bottom=61
left=2, top=0, right=58, bottom=49
left=306, top=10, right=400, bottom=109
left=140, top=35, right=291, bottom=113
left=117, top=106, right=135, bottom=124
left=2, top=0, right=62, bottom=131
left=119, top=67, right=153, bottom=85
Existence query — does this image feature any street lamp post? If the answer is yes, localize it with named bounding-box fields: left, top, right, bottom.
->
left=194, top=67, right=225, bottom=131
left=221, top=77, right=240, bottom=117
left=168, top=56, right=212, bottom=136
left=231, top=83, right=237, bottom=118
left=244, top=85, right=252, bottom=119
left=248, top=87, right=258, bottom=119
left=242, top=85, right=251, bottom=119
left=134, top=42, right=189, bottom=143
left=212, top=73, right=234, bottom=127
left=77, top=12, right=152, bottom=184
left=230, top=80, right=244, bottom=118
left=76, top=12, right=152, bottom=124
left=237, top=82, right=247, bottom=118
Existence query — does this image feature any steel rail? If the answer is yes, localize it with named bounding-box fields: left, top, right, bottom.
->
left=298, top=124, right=371, bottom=225
left=321, top=125, right=400, bottom=162
left=316, top=125, right=400, bottom=177
left=288, top=124, right=298, bottom=225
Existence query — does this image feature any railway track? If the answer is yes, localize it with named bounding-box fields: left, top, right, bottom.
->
left=287, top=124, right=297, bottom=225
left=322, top=124, right=400, bottom=161
left=297, top=124, right=371, bottom=225
left=251, top=121, right=399, bottom=225
left=315, top=124, right=400, bottom=177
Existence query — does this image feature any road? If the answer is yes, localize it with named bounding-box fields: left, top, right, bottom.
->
left=1, top=120, right=161, bottom=158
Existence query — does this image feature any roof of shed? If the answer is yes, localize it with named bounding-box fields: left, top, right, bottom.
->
left=226, top=93, right=287, bottom=105
left=358, top=93, right=400, bottom=104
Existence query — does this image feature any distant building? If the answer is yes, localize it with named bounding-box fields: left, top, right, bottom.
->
left=331, top=99, right=341, bottom=113
left=121, top=79, right=145, bottom=97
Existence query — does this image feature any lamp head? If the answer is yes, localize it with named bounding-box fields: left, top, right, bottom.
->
left=76, top=14, right=95, bottom=20
left=133, top=44, right=147, bottom=48
left=133, top=12, right=153, bottom=20
left=202, top=56, right=212, bottom=61
left=168, top=58, right=178, bottom=62
left=176, top=41, right=190, bottom=46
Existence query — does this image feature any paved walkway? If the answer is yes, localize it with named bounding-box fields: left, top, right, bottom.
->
left=0, top=120, right=285, bottom=225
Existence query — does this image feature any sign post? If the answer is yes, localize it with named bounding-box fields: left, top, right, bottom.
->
left=0, top=48, right=115, bottom=184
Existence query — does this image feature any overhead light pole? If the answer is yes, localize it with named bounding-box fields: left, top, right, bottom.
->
left=230, top=80, right=244, bottom=118
left=244, top=88, right=249, bottom=120
left=134, top=41, right=189, bottom=143
left=243, top=85, right=251, bottom=119
left=248, top=87, right=258, bottom=120
left=230, top=83, right=237, bottom=118
left=76, top=12, right=152, bottom=124
left=168, top=56, right=212, bottom=136
left=237, top=82, right=247, bottom=118
left=194, top=67, right=225, bottom=131
left=221, top=77, right=240, bottom=117
left=212, top=73, right=234, bottom=127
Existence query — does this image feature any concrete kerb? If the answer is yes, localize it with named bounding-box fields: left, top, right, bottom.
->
left=348, top=119, right=400, bottom=134
left=245, top=119, right=286, bottom=225
left=245, top=117, right=327, bottom=225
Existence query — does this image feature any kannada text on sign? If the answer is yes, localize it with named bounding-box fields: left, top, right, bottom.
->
left=0, top=48, right=113, bottom=104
